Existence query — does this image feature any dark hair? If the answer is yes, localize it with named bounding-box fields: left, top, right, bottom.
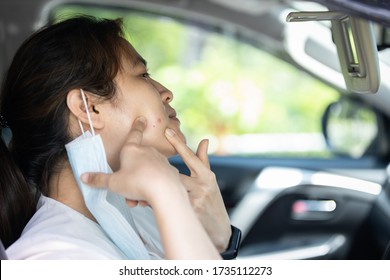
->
left=0, top=16, right=131, bottom=248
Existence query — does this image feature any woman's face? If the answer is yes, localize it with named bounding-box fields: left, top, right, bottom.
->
left=99, top=49, right=186, bottom=170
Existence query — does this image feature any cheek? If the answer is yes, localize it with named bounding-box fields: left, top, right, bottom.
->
left=148, top=114, right=167, bottom=131
left=143, top=115, right=168, bottom=140
left=151, top=117, right=163, bottom=128
left=142, top=115, right=179, bottom=155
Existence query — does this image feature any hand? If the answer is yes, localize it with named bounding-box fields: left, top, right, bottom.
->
left=81, top=117, right=185, bottom=208
left=81, top=117, right=220, bottom=259
left=165, top=128, right=231, bottom=252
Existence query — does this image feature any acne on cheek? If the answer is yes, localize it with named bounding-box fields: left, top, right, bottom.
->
left=152, top=117, right=162, bottom=128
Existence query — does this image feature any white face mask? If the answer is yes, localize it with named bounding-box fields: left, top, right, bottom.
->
left=65, top=89, right=163, bottom=259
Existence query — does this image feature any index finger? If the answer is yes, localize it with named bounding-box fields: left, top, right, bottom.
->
left=126, top=116, right=147, bottom=145
left=165, top=128, right=205, bottom=174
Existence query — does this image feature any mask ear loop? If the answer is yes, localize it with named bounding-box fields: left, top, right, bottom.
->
left=80, top=89, right=96, bottom=136
left=78, top=119, right=85, bottom=136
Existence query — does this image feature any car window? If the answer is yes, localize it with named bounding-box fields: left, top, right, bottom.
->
left=51, top=4, right=339, bottom=158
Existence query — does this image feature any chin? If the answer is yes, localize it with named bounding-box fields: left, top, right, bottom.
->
left=176, top=129, right=187, bottom=144
left=162, top=146, right=179, bottom=158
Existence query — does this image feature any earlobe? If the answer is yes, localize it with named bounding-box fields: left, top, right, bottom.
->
left=66, top=89, right=105, bottom=130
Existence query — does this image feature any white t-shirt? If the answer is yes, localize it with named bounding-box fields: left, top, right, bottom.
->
left=6, top=195, right=128, bottom=259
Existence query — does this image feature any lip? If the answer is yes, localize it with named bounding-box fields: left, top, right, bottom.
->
left=168, top=110, right=180, bottom=123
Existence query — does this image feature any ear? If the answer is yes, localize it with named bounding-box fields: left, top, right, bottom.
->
left=66, top=89, right=105, bottom=130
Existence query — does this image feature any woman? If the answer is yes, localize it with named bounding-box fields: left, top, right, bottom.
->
left=0, top=16, right=233, bottom=259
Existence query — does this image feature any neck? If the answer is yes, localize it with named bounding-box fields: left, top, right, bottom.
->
left=48, top=161, right=96, bottom=222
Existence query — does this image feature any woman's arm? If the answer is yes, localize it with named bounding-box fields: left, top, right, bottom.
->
left=151, top=184, right=220, bottom=259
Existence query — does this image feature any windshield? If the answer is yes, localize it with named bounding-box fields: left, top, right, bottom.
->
left=52, top=4, right=340, bottom=158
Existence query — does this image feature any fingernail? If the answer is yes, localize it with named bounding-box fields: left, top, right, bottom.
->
left=137, top=116, right=146, bottom=124
left=80, top=173, right=89, bottom=183
left=165, top=128, right=176, bottom=137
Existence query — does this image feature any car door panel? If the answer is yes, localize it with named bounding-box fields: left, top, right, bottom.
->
left=171, top=156, right=387, bottom=259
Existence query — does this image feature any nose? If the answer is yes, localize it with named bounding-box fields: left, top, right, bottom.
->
left=152, top=79, right=173, bottom=103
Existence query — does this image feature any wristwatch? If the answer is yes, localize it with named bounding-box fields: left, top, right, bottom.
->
left=220, top=225, right=242, bottom=260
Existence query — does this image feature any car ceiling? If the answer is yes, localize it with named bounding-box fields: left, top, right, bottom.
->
left=312, top=0, right=390, bottom=26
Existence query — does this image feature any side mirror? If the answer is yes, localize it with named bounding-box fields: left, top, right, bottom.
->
left=322, top=98, right=387, bottom=158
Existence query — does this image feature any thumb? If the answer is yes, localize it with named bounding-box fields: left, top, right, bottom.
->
left=80, top=172, right=111, bottom=188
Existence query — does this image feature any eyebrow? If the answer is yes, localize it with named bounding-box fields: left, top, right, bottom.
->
left=134, top=55, right=147, bottom=68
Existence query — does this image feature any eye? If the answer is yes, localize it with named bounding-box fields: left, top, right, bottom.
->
left=142, top=72, right=150, bottom=79
left=141, top=68, right=151, bottom=79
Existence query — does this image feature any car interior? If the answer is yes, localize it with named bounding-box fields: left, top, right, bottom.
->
left=1, top=0, right=390, bottom=260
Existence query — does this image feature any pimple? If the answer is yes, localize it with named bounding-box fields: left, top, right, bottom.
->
left=152, top=118, right=161, bottom=128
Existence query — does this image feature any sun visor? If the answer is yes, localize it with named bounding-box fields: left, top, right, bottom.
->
left=286, top=11, right=380, bottom=94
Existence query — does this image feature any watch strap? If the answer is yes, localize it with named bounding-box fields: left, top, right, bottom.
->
left=220, top=225, right=242, bottom=260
